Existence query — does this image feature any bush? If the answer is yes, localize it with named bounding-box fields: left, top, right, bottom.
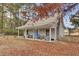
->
left=3, top=29, right=23, bottom=35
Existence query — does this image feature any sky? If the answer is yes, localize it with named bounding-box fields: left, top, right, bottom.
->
left=19, top=3, right=79, bottom=28
left=63, top=4, right=79, bottom=28
left=16, top=3, right=79, bottom=28
left=4, top=3, right=79, bottom=28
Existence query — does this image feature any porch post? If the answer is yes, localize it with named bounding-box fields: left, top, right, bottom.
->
left=54, top=27, right=57, bottom=41
left=49, top=28, right=51, bottom=42
left=24, top=29, right=27, bottom=39
left=33, top=30, right=35, bottom=40
left=18, top=29, right=19, bottom=38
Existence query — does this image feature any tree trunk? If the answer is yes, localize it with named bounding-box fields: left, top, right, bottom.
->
left=1, top=4, right=4, bottom=33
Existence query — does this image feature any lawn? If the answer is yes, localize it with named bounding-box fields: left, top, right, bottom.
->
left=0, top=35, right=79, bottom=56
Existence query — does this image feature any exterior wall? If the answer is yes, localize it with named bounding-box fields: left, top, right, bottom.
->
left=51, top=28, right=55, bottom=39
left=23, top=19, right=64, bottom=41
left=28, top=30, right=33, bottom=38
left=38, top=29, right=46, bottom=39
left=26, top=28, right=56, bottom=40
left=23, top=24, right=64, bottom=41
left=26, top=29, right=47, bottom=39
left=26, top=29, right=39, bottom=39
left=33, top=30, right=39, bottom=39
left=57, top=12, right=64, bottom=39
left=57, top=19, right=64, bottom=39
left=22, top=12, right=64, bottom=41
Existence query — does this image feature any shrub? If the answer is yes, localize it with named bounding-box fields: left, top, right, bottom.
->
left=3, top=29, right=23, bottom=35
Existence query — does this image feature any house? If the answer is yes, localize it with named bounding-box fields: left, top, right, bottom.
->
left=16, top=4, right=64, bottom=42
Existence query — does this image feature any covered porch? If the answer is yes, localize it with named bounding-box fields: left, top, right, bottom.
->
left=17, top=20, right=58, bottom=42
left=22, top=27, right=57, bottom=42
left=16, top=12, right=64, bottom=42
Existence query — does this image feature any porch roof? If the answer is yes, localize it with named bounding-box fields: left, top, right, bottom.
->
left=16, top=12, right=60, bottom=30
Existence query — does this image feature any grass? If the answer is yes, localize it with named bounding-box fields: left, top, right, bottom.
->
left=60, top=35, right=79, bottom=43
left=0, top=35, right=79, bottom=55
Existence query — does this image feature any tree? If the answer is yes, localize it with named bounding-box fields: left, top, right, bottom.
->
left=33, top=4, right=61, bottom=19
left=0, top=4, right=4, bottom=33
left=71, top=18, right=79, bottom=27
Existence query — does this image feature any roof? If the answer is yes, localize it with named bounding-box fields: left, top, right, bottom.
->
left=16, top=12, right=60, bottom=30
left=16, top=4, right=63, bottom=30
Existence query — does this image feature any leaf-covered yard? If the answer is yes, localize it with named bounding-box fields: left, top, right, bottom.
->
left=0, top=36, right=79, bottom=56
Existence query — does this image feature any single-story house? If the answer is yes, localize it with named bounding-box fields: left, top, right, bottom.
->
left=16, top=11, right=64, bottom=42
